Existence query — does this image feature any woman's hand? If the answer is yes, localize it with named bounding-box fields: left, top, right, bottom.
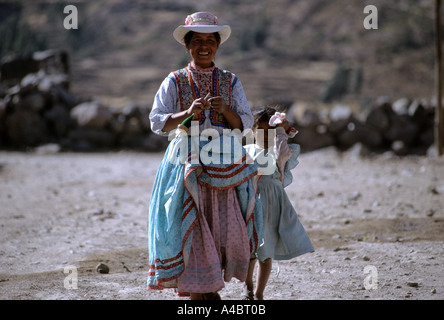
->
left=161, top=95, right=210, bottom=132
left=188, top=95, right=211, bottom=115
left=208, top=96, right=228, bottom=114
left=186, top=93, right=243, bottom=131
left=209, top=95, right=243, bottom=130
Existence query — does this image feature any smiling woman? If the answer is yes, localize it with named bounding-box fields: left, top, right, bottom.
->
left=153, top=12, right=243, bottom=133
left=184, top=32, right=221, bottom=69
left=147, top=12, right=262, bottom=300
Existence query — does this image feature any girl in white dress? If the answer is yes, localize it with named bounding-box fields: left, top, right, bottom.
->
left=243, top=107, right=314, bottom=300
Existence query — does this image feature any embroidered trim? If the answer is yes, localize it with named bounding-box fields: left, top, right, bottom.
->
left=173, top=65, right=232, bottom=128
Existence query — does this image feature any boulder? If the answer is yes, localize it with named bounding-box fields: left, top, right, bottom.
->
left=0, top=98, right=6, bottom=121
left=392, top=98, right=410, bottom=115
left=336, top=120, right=383, bottom=150
left=70, top=101, right=113, bottom=129
left=0, top=56, right=39, bottom=85
left=19, top=91, right=48, bottom=112
left=67, top=128, right=115, bottom=151
left=123, top=117, right=143, bottom=135
left=138, top=105, right=151, bottom=133
left=5, top=110, right=48, bottom=147
left=365, top=101, right=392, bottom=133
left=384, top=113, right=419, bottom=145
left=44, top=103, right=75, bottom=137
left=32, top=49, right=69, bottom=76
left=109, top=113, right=126, bottom=135
left=291, top=124, right=335, bottom=151
left=141, top=133, right=169, bottom=152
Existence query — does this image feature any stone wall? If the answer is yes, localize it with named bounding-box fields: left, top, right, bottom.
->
left=0, top=50, right=440, bottom=155
left=0, top=50, right=168, bottom=152
left=288, top=97, right=438, bottom=156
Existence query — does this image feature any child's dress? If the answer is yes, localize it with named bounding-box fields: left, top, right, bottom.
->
left=245, top=127, right=314, bottom=261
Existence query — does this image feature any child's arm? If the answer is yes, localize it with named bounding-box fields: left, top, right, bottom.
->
left=275, top=123, right=293, bottom=182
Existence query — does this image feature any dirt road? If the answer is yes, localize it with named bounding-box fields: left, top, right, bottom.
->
left=1, top=147, right=443, bottom=300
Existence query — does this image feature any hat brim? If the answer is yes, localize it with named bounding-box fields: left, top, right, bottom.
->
left=173, top=25, right=231, bottom=46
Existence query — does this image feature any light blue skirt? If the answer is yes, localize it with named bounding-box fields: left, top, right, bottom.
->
left=147, top=133, right=263, bottom=290
left=256, top=175, right=314, bottom=261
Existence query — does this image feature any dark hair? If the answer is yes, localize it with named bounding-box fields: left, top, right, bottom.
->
left=184, top=31, right=221, bottom=46
left=253, top=106, right=278, bottom=127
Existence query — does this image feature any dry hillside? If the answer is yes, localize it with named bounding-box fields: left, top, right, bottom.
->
left=1, top=0, right=438, bottom=109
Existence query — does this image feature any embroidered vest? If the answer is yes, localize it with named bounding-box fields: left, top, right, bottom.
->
left=172, top=66, right=232, bottom=128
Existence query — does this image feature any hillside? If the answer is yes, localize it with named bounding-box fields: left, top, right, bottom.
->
left=0, top=0, right=439, bottom=110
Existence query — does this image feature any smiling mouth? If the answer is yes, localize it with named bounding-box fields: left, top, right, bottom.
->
left=199, top=52, right=209, bottom=56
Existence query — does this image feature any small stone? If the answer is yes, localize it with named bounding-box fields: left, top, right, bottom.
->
left=428, top=186, right=439, bottom=195
left=426, top=209, right=435, bottom=217
left=372, top=201, right=380, bottom=207
left=363, top=256, right=370, bottom=261
left=406, top=282, right=418, bottom=288
left=431, top=288, right=436, bottom=294
left=91, top=208, right=104, bottom=216
left=347, top=191, right=361, bottom=201
left=96, top=263, right=109, bottom=274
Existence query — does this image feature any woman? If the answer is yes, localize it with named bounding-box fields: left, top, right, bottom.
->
left=147, top=12, right=263, bottom=300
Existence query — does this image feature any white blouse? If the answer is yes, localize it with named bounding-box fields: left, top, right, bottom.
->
left=149, top=70, right=253, bottom=136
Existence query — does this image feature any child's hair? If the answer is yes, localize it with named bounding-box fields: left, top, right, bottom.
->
left=253, top=106, right=278, bottom=128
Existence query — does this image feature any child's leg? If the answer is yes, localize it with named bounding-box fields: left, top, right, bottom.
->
left=255, top=258, right=272, bottom=300
left=190, top=292, right=203, bottom=300
left=191, top=292, right=221, bottom=300
left=242, top=258, right=257, bottom=299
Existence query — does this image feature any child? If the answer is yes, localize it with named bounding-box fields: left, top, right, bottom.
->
left=242, top=107, right=314, bottom=300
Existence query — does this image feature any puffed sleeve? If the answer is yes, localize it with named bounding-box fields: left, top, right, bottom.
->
left=231, top=75, right=253, bottom=130
left=283, top=143, right=300, bottom=188
left=149, top=74, right=178, bottom=136
left=273, top=127, right=301, bottom=187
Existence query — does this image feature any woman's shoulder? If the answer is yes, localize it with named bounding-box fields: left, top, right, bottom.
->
left=215, top=66, right=237, bottom=80
left=165, top=66, right=190, bottom=84
left=217, top=66, right=233, bottom=74
left=157, top=73, right=177, bottom=90
left=216, top=67, right=236, bottom=81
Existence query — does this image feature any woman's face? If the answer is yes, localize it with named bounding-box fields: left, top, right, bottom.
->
left=186, top=32, right=220, bottom=68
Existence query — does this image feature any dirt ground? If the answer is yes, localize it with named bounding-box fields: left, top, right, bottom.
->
left=1, top=146, right=443, bottom=300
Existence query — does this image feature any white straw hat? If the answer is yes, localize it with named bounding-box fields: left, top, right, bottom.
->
left=173, top=12, right=231, bottom=46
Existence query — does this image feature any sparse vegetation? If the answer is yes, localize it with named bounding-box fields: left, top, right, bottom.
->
left=0, top=0, right=437, bottom=104
left=0, top=4, right=47, bottom=58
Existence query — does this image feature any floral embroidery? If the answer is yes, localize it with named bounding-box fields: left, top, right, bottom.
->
left=173, top=63, right=232, bottom=128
